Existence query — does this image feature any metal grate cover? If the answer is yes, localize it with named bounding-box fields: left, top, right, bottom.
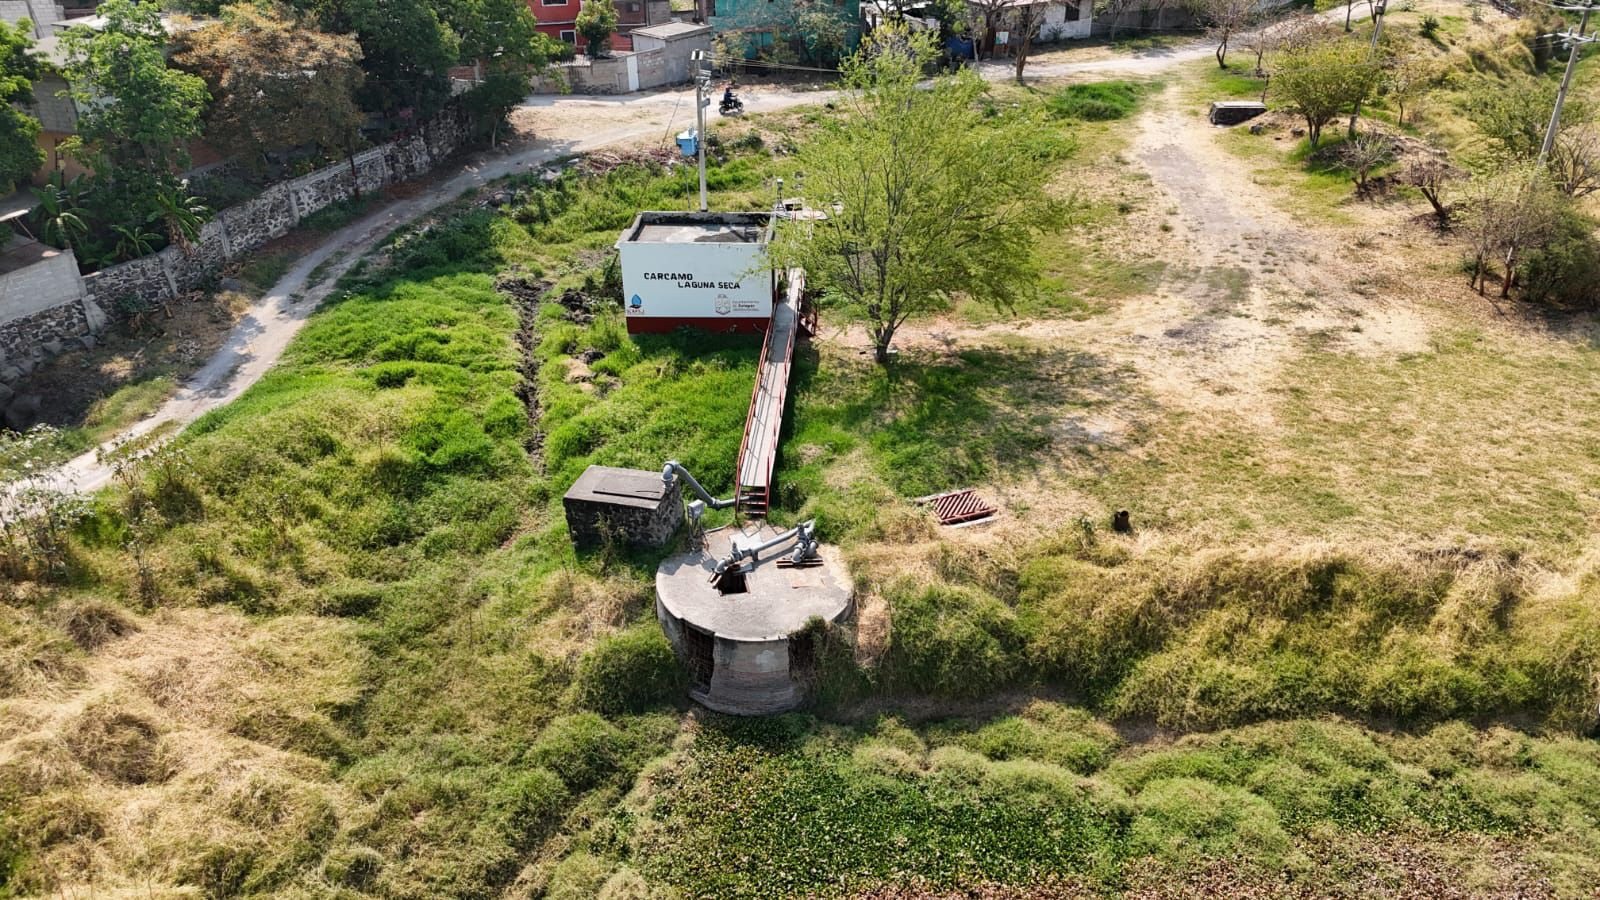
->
left=919, top=489, right=998, bottom=526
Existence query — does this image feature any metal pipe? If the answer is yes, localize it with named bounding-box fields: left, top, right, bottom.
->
left=715, top=519, right=818, bottom=573
left=662, top=461, right=737, bottom=510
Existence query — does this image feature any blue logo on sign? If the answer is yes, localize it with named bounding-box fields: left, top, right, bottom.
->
left=629, top=293, right=643, bottom=310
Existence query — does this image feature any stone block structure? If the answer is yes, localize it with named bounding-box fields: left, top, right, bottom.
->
left=563, top=465, right=684, bottom=550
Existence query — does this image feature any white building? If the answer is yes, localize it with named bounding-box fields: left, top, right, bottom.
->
left=615, top=212, right=776, bottom=334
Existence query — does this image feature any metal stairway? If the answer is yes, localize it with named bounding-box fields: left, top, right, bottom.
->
left=733, top=268, right=805, bottom=518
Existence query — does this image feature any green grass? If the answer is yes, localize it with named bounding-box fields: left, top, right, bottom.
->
left=7, top=89, right=1600, bottom=900
left=617, top=712, right=1600, bottom=897
left=1047, top=80, right=1150, bottom=121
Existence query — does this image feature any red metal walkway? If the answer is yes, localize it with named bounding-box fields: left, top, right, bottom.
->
left=733, top=269, right=806, bottom=518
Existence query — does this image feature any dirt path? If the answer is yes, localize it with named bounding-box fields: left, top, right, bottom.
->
left=825, top=83, right=1433, bottom=431
left=14, top=3, right=1383, bottom=502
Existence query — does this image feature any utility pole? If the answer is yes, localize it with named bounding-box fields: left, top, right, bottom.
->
left=1369, top=0, right=1388, bottom=49
left=692, top=50, right=709, bottom=212
left=1539, top=3, right=1599, bottom=166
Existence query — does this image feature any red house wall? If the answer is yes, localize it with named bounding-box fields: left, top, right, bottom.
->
left=529, top=0, right=642, bottom=52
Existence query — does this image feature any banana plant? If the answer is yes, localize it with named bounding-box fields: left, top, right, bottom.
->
left=31, top=186, right=88, bottom=252
left=151, top=187, right=211, bottom=253
left=111, top=223, right=160, bottom=261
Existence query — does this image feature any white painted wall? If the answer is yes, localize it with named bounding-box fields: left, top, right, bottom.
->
left=618, top=239, right=772, bottom=323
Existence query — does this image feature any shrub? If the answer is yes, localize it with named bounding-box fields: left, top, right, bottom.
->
left=1517, top=206, right=1600, bottom=309
left=882, top=581, right=1029, bottom=697
left=571, top=625, right=684, bottom=714
left=1047, top=81, right=1145, bottom=121
left=1128, top=777, right=1293, bottom=869
left=527, top=713, right=633, bottom=791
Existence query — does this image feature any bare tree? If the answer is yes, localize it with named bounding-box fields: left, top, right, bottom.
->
left=1193, top=0, right=1258, bottom=69
left=1339, top=132, right=1395, bottom=195
left=1459, top=165, right=1565, bottom=298
left=1549, top=124, right=1600, bottom=199
left=1385, top=52, right=1435, bottom=126
left=1397, top=154, right=1464, bottom=227
left=1010, top=0, right=1054, bottom=82
left=1094, top=0, right=1136, bottom=41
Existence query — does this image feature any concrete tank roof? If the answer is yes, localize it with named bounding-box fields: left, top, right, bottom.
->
left=657, top=523, right=853, bottom=642
left=564, top=465, right=670, bottom=510
left=619, top=211, right=772, bottom=247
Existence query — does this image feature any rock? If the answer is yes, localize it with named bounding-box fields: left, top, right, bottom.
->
left=1249, top=123, right=1265, bottom=135
left=78, top=335, right=96, bottom=352
left=488, top=191, right=512, bottom=207
left=578, top=348, right=606, bottom=364
left=0, top=366, right=20, bottom=385
left=4, top=394, right=42, bottom=431
left=540, top=168, right=561, bottom=184
left=218, top=276, right=246, bottom=293
left=0, top=382, right=12, bottom=405
left=81, top=298, right=110, bottom=333
left=41, top=340, right=62, bottom=356
left=15, top=357, right=34, bottom=376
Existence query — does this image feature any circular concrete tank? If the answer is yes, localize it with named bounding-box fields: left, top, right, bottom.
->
left=656, top=523, right=853, bottom=715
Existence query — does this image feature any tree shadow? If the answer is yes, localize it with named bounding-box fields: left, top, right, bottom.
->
left=785, top=340, right=1137, bottom=499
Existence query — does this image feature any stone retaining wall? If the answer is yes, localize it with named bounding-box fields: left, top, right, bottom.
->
left=77, top=103, right=470, bottom=315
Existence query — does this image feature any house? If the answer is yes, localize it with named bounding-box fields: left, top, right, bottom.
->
left=25, top=14, right=222, bottom=186
left=528, top=0, right=674, bottom=53
left=966, top=0, right=1094, bottom=52
left=704, top=0, right=862, bottom=62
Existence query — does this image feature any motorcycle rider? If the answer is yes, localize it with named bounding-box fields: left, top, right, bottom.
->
left=721, top=84, right=740, bottom=112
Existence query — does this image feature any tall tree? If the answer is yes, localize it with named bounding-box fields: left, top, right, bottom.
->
left=575, top=0, right=619, bottom=58
left=58, top=0, right=210, bottom=222
left=772, top=26, right=1068, bottom=365
left=1009, top=1, right=1053, bottom=84
left=173, top=3, right=366, bottom=170
left=0, top=19, right=43, bottom=191
left=441, top=0, right=560, bottom=143
left=316, top=0, right=457, bottom=123
left=1270, top=37, right=1381, bottom=147
left=1192, top=0, right=1257, bottom=69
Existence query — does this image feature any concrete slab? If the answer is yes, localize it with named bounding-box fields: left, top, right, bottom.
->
left=564, top=464, right=668, bottom=510
left=656, top=523, right=852, bottom=642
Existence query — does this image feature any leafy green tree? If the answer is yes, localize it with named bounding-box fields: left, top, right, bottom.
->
left=1270, top=37, right=1381, bottom=147
left=771, top=26, right=1068, bottom=365
left=441, top=0, right=559, bottom=143
left=58, top=0, right=210, bottom=222
left=173, top=3, right=366, bottom=170
left=575, top=0, right=618, bottom=58
left=1464, top=74, right=1578, bottom=162
left=316, top=0, right=458, bottom=122
left=0, top=20, right=42, bottom=192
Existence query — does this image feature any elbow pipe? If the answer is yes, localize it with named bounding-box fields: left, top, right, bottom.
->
left=662, top=461, right=737, bottom=510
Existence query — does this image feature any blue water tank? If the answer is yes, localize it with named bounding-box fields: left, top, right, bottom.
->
left=676, top=129, right=699, bottom=157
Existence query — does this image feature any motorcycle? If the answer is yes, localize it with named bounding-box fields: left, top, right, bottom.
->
left=719, top=94, right=745, bottom=116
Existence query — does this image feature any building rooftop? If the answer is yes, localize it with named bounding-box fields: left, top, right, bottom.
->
left=631, top=21, right=712, bottom=40
left=620, top=211, right=772, bottom=246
